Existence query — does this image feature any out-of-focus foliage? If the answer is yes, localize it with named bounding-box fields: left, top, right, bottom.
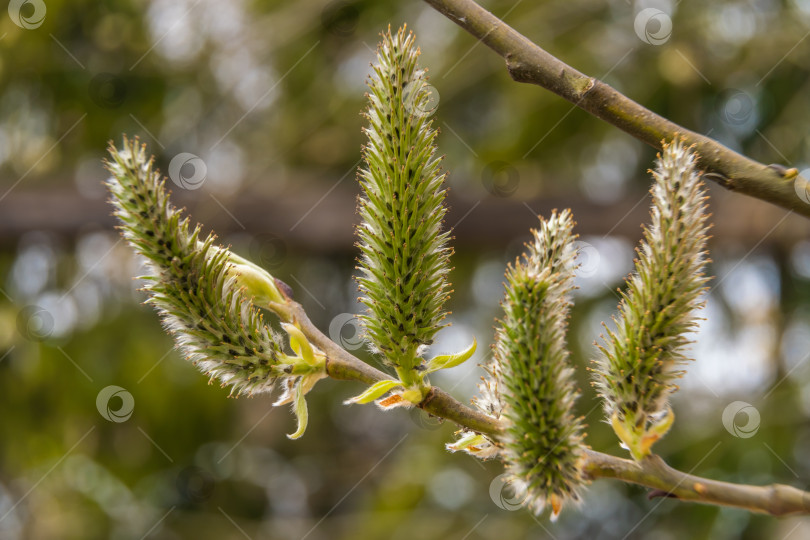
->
left=1, top=0, right=810, bottom=538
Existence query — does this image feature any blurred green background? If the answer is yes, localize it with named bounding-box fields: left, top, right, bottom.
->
left=1, top=0, right=810, bottom=538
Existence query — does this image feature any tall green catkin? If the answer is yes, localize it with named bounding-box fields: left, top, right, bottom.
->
left=593, top=140, right=710, bottom=460
left=450, top=210, right=586, bottom=519
left=105, top=137, right=324, bottom=438
left=355, top=26, right=453, bottom=402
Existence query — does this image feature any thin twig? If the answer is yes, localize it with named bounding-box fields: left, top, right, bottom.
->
left=422, top=0, right=810, bottom=218
left=290, top=300, right=506, bottom=436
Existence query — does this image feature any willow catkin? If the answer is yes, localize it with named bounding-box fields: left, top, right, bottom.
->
left=356, top=26, right=452, bottom=399
left=450, top=210, right=586, bottom=519
left=593, top=140, right=710, bottom=460
left=105, top=137, right=324, bottom=438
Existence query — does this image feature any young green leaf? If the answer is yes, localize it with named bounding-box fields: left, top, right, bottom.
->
left=288, top=380, right=309, bottom=440
left=344, top=379, right=402, bottom=405
left=281, top=323, right=315, bottom=365
left=424, top=338, right=477, bottom=374
left=446, top=432, right=488, bottom=453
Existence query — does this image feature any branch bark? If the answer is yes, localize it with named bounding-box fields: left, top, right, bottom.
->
left=583, top=449, right=810, bottom=517
left=423, top=0, right=810, bottom=218
left=287, top=298, right=810, bottom=516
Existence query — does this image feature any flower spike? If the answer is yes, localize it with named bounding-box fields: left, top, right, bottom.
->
left=592, top=140, right=710, bottom=460
left=105, top=136, right=325, bottom=437
left=355, top=26, right=472, bottom=405
left=450, top=210, right=586, bottom=519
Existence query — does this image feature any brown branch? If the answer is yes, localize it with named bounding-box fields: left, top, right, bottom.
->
left=286, top=298, right=810, bottom=517
left=583, top=449, right=810, bottom=517
left=423, top=0, right=810, bottom=218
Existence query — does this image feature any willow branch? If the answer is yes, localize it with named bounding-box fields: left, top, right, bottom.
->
left=423, top=0, right=810, bottom=218
left=583, top=449, right=810, bottom=517
left=285, top=295, right=810, bottom=516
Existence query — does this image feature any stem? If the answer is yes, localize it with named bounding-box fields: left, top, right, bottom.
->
left=583, top=449, right=810, bottom=517
left=422, top=0, right=809, bottom=218
left=290, top=300, right=505, bottom=437
left=287, top=298, right=810, bottom=516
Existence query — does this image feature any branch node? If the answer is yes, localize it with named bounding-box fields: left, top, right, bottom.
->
left=767, top=163, right=799, bottom=180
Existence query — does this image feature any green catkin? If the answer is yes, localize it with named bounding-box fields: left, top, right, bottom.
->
left=449, top=210, right=586, bottom=520
left=356, top=26, right=452, bottom=401
left=105, top=137, right=324, bottom=438
left=593, top=140, right=710, bottom=460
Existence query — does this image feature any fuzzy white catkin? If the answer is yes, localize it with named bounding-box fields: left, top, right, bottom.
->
left=105, top=136, right=325, bottom=438
left=450, top=210, right=586, bottom=520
